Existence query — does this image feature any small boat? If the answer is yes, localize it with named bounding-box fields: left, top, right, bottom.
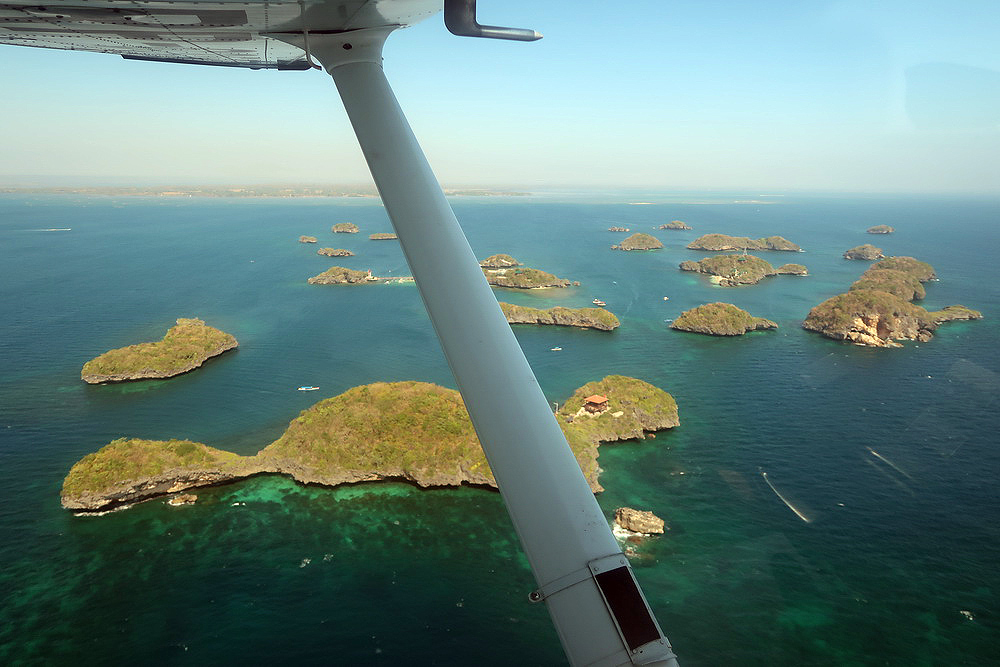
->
left=297, top=386, right=320, bottom=391
left=592, top=299, right=606, bottom=307
left=550, top=347, right=562, bottom=351
left=663, top=296, right=669, bottom=301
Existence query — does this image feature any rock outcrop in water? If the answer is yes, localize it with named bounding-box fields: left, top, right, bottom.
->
left=369, top=233, right=397, bottom=240
left=844, top=244, right=885, bottom=260
left=671, top=303, right=777, bottom=336
left=62, top=376, right=680, bottom=510
left=614, top=507, right=665, bottom=534
left=81, top=318, right=238, bottom=384
left=499, top=302, right=620, bottom=330
left=317, top=248, right=354, bottom=257
left=660, top=220, right=692, bottom=230
left=803, top=256, right=981, bottom=347
left=867, top=225, right=895, bottom=234
left=775, top=263, right=809, bottom=275
left=613, top=233, right=663, bottom=251
left=307, top=266, right=371, bottom=284
left=299, top=235, right=317, bottom=243
left=331, top=223, right=359, bottom=233
left=687, top=234, right=802, bottom=252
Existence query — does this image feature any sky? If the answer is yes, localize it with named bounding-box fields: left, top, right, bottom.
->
left=1, top=0, right=998, bottom=193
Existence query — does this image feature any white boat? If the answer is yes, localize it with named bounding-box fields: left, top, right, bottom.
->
left=592, top=299, right=606, bottom=307
left=550, top=347, right=562, bottom=351
left=297, top=386, right=320, bottom=391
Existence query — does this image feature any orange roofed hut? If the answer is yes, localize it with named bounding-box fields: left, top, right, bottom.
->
left=583, top=394, right=609, bottom=414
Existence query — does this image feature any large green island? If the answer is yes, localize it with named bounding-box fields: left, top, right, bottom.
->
left=480, top=255, right=571, bottom=288
left=687, top=233, right=802, bottom=252
left=62, top=376, right=679, bottom=511
left=679, top=254, right=805, bottom=286
left=499, top=302, right=620, bottom=330
left=612, top=233, right=663, bottom=251
left=803, top=256, right=982, bottom=346
left=671, top=303, right=777, bottom=336
left=81, top=318, right=238, bottom=384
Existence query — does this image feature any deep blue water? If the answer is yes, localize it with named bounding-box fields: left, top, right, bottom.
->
left=1, top=192, right=998, bottom=665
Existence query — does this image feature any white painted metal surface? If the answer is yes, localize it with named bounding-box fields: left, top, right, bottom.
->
left=308, top=27, right=677, bottom=667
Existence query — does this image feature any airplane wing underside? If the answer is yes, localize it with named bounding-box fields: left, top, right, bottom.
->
left=0, top=0, right=440, bottom=69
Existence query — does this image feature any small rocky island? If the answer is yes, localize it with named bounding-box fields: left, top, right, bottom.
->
left=679, top=254, right=799, bottom=286
left=81, top=318, right=238, bottom=384
left=614, top=507, right=665, bottom=535
left=298, top=235, right=318, bottom=243
left=613, top=233, right=663, bottom=251
left=62, top=376, right=680, bottom=510
left=499, top=302, right=620, bottom=330
left=844, top=244, right=885, bottom=260
left=775, top=263, right=809, bottom=275
left=307, top=266, right=372, bottom=284
left=318, top=248, right=354, bottom=257
left=867, top=225, right=895, bottom=234
left=608, top=226, right=630, bottom=232
left=331, top=223, right=359, bottom=234
left=687, top=234, right=802, bottom=252
left=479, top=254, right=521, bottom=269
left=660, top=220, right=692, bottom=230
left=369, top=232, right=397, bottom=240
left=671, top=302, right=777, bottom=336
left=803, top=256, right=982, bottom=346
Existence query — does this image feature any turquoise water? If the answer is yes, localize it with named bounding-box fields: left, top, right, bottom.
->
left=1, top=192, right=998, bottom=665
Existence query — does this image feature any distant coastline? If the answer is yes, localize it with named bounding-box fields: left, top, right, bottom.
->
left=0, top=186, right=531, bottom=198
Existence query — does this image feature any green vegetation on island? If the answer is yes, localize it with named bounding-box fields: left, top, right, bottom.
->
left=660, top=220, right=692, bottom=230
left=679, top=254, right=781, bottom=286
left=775, top=263, right=808, bottom=275
left=671, top=303, right=777, bottom=336
left=299, top=235, right=317, bottom=243
left=369, top=233, right=397, bottom=240
left=613, top=233, right=663, bottom=251
left=803, top=257, right=981, bottom=347
left=867, top=225, right=895, bottom=234
left=318, top=248, right=354, bottom=257
left=307, top=266, right=371, bottom=284
left=687, top=233, right=802, bottom=252
left=483, top=266, right=570, bottom=289
left=479, top=254, right=521, bottom=268
left=81, top=318, right=238, bottom=384
left=498, top=302, right=620, bottom=330
left=331, top=223, right=359, bottom=234
left=62, top=376, right=680, bottom=510
left=843, top=244, right=885, bottom=260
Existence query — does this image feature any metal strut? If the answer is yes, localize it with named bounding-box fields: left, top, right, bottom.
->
left=303, top=27, right=676, bottom=667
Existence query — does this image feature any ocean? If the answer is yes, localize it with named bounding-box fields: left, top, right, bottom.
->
left=0, top=191, right=997, bottom=665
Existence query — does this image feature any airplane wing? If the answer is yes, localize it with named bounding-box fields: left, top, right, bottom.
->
left=0, top=0, right=440, bottom=69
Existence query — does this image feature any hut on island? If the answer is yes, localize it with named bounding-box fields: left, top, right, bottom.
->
left=583, top=395, right=609, bottom=414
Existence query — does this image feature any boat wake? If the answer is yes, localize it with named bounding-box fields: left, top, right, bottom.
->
left=761, top=471, right=812, bottom=523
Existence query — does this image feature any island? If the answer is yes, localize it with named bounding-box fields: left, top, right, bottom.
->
left=844, top=244, right=885, bottom=260
left=298, top=235, right=318, bottom=244
left=659, top=220, right=692, bottom=230
left=331, top=222, right=359, bottom=234
left=679, top=254, right=783, bottom=286
left=81, top=318, right=238, bottom=384
left=61, top=376, right=680, bottom=510
left=479, top=254, right=521, bottom=268
left=867, top=225, right=895, bottom=234
left=614, top=507, right=665, bottom=535
left=608, top=226, right=630, bottom=232
left=499, top=302, right=620, bottom=330
left=775, top=263, right=809, bottom=275
left=612, top=233, right=663, bottom=251
left=307, top=266, right=372, bottom=284
left=369, top=232, right=397, bottom=240
left=686, top=234, right=801, bottom=252
left=483, top=263, right=571, bottom=289
left=318, top=248, right=354, bottom=257
left=670, top=302, right=777, bottom=336
left=803, top=256, right=982, bottom=346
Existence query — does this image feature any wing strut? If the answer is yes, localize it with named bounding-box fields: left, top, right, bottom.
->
left=305, top=28, right=677, bottom=667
